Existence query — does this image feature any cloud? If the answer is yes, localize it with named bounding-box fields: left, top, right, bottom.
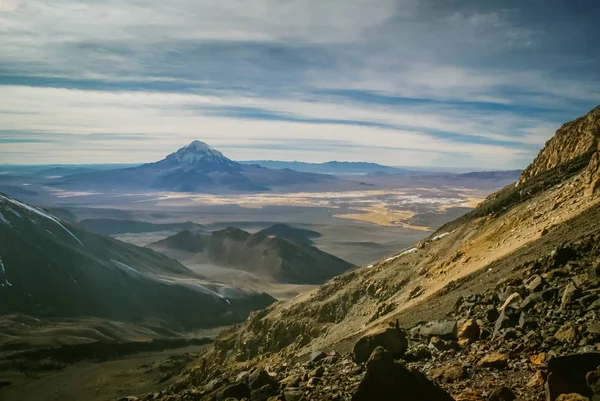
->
left=0, top=0, right=599, bottom=167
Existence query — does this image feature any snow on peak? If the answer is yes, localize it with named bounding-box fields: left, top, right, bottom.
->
left=166, top=140, right=237, bottom=167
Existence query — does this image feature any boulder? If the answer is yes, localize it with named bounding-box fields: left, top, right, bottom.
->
left=353, top=327, right=408, bottom=364
left=458, top=319, right=480, bottom=345
left=477, top=353, right=508, bottom=369
left=545, top=353, right=600, bottom=400
left=419, top=321, right=458, bottom=341
left=351, top=347, right=454, bottom=401
left=525, top=275, right=545, bottom=292
left=555, top=323, right=579, bottom=344
left=249, top=369, right=279, bottom=391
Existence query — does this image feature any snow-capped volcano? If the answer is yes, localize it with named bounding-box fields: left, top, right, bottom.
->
left=50, top=140, right=355, bottom=193
left=159, top=140, right=241, bottom=172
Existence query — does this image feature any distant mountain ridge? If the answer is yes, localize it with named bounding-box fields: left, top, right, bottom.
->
left=50, top=141, right=357, bottom=193
left=150, top=224, right=354, bottom=284
left=242, top=160, right=407, bottom=174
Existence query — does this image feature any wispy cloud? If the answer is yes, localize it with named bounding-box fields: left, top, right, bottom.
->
left=0, top=0, right=598, bottom=167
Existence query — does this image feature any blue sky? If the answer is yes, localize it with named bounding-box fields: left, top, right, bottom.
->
left=0, top=0, right=599, bottom=168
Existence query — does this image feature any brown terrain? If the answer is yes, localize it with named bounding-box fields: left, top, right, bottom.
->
left=104, top=106, right=600, bottom=401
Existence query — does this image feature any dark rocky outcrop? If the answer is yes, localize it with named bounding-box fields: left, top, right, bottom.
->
left=352, top=347, right=454, bottom=401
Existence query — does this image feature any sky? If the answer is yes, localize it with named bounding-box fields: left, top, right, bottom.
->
left=0, top=0, right=599, bottom=168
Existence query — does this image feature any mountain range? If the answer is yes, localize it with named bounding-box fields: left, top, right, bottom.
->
left=49, top=141, right=356, bottom=193
left=150, top=224, right=354, bottom=284
left=0, top=193, right=274, bottom=330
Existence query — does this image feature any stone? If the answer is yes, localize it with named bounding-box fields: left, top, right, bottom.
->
left=351, top=347, right=454, bottom=401
left=488, top=386, right=517, bottom=401
left=545, top=353, right=600, bottom=400
left=493, top=306, right=520, bottom=337
left=528, top=370, right=547, bottom=388
left=430, top=364, right=467, bottom=382
left=530, top=353, right=547, bottom=366
left=251, top=384, right=278, bottom=401
left=587, top=323, right=600, bottom=336
left=310, top=366, right=325, bottom=378
left=218, top=382, right=251, bottom=400
left=555, top=395, right=590, bottom=401
left=477, top=353, right=508, bottom=369
left=521, top=293, right=544, bottom=311
left=310, top=351, right=327, bottom=363
left=249, top=369, right=279, bottom=391
left=562, top=282, right=579, bottom=310
left=555, top=323, right=579, bottom=344
left=353, top=327, right=408, bottom=364
left=586, top=367, right=600, bottom=396
left=419, top=321, right=458, bottom=341
left=525, top=275, right=545, bottom=292
left=499, top=293, right=522, bottom=310
left=284, top=389, right=306, bottom=401
left=458, top=319, right=480, bottom=345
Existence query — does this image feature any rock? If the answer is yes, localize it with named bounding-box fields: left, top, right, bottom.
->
left=249, top=369, right=278, bottom=391
left=458, top=319, right=480, bottom=345
left=235, top=371, right=251, bottom=383
left=587, top=323, right=600, bottom=336
left=353, top=327, right=408, bottom=364
left=310, top=366, right=325, bottom=378
left=351, top=347, right=454, bottom=401
left=488, top=386, right=517, bottom=401
left=562, top=282, right=579, bottom=310
left=521, top=293, right=544, bottom=311
left=405, top=344, right=432, bottom=361
left=555, top=395, right=590, bottom=401
left=251, top=384, right=278, bottom=401
left=430, top=364, right=467, bottom=382
left=419, top=321, right=458, bottom=341
left=530, top=353, right=547, bottom=366
left=528, top=370, right=547, bottom=388
left=545, top=352, right=600, bottom=400
left=429, top=336, right=460, bottom=351
left=218, top=382, right=251, bottom=400
left=284, top=389, right=306, bottom=401
left=477, top=353, right=508, bottom=369
left=586, top=367, right=600, bottom=396
left=119, top=398, right=139, bottom=401
left=499, top=292, right=522, bottom=310
left=493, top=306, right=520, bottom=337
left=525, top=275, right=545, bottom=292
left=555, top=323, right=579, bottom=344
left=310, top=351, right=327, bottom=363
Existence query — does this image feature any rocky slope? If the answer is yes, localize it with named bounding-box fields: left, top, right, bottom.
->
left=120, top=105, right=600, bottom=401
left=150, top=225, right=354, bottom=285
left=0, top=193, right=274, bottom=331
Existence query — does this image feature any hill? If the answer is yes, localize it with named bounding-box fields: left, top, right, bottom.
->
left=150, top=225, right=353, bottom=284
left=77, top=218, right=204, bottom=236
left=0, top=193, right=274, bottom=331
left=128, top=105, right=600, bottom=401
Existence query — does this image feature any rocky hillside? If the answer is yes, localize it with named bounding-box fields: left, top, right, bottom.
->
left=122, top=105, right=600, bottom=401
left=150, top=226, right=354, bottom=284
left=0, top=193, right=274, bottom=331
left=518, top=105, right=600, bottom=188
